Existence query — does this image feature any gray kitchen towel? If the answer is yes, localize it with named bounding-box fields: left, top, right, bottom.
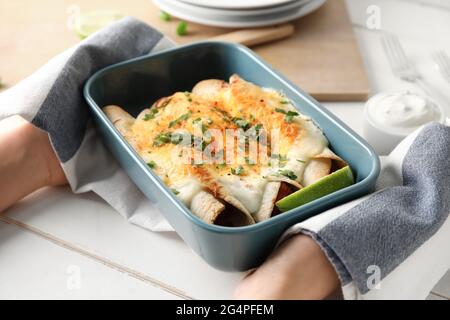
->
left=0, top=17, right=175, bottom=231
left=283, top=122, right=450, bottom=299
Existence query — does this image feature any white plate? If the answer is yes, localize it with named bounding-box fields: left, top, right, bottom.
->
left=178, top=0, right=297, bottom=10
left=167, top=0, right=311, bottom=17
left=153, top=0, right=326, bottom=28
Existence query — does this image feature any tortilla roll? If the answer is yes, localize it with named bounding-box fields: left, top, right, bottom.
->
left=303, top=148, right=347, bottom=186
left=303, top=158, right=332, bottom=187
left=191, top=191, right=255, bottom=226
left=220, top=194, right=256, bottom=225
left=254, top=182, right=281, bottom=222
left=192, top=79, right=228, bottom=99
left=103, top=105, right=135, bottom=136
left=190, top=191, right=226, bottom=224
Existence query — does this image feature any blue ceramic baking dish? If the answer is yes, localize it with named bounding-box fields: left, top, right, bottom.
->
left=84, top=41, right=380, bottom=271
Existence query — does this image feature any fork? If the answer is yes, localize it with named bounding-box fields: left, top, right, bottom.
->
left=381, top=33, right=450, bottom=114
left=433, top=50, right=450, bottom=84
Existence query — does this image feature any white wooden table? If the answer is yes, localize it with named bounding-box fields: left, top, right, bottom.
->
left=1, top=0, right=449, bottom=299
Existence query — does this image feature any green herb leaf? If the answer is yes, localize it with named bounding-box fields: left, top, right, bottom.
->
left=192, top=117, right=202, bottom=124
left=233, top=117, right=250, bottom=130
left=279, top=170, right=297, bottom=180
left=147, top=161, right=156, bottom=169
left=170, top=132, right=187, bottom=145
left=170, top=188, right=180, bottom=195
left=184, top=91, right=192, bottom=102
left=280, top=100, right=290, bottom=104
left=275, top=108, right=287, bottom=114
left=231, top=166, right=244, bottom=176
left=169, top=111, right=192, bottom=128
left=254, top=123, right=263, bottom=132
left=176, top=21, right=188, bottom=36
left=153, top=133, right=171, bottom=147
left=143, top=108, right=159, bottom=121
left=285, top=111, right=299, bottom=123
left=159, top=11, right=171, bottom=21
left=192, top=136, right=208, bottom=151
left=296, top=159, right=305, bottom=163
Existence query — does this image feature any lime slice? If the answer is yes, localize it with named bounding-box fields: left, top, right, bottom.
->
left=276, top=166, right=354, bottom=212
left=74, top=11, right=124, bottom=39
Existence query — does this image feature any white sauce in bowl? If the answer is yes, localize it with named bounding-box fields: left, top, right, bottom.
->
left=366, top=92, right=442, bottom=135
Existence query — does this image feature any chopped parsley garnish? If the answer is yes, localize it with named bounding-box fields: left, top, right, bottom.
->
left=270, top=154, right=287, bottom=161
left=285, top=111, right=299, bottom=123
left=177, top=21, right=188, bottom=36
left=147, top=161, right=156, bottom=169
left=184, top=91, right=192, bottom=102
left=275, top=108, right=299, bottom=123
left=169, top=111, right=192, bottom=128
left=192, top=136, right=209, bottom=151
left=170, top=132, right=187, bottom=145
left=296, top=159, right=305, bottom=163
left=143, top=108, right=159, bottom=121
left=192, top=117, right=202, bottom=124
left=232, top=117, right=250, bottom=130
left=271, top=154, right=288, bottom=167
left=153, top=133, right=171, bottom=146
left=159, top=11, right=171, bottom=21
left=171, top=188, right=180, bottom=195
left=213, top=106, right=232, bottom=122
left=280, top=100, right=290, bottom=104
left=279, top=170, right=297, bottom=180
left=231, top=166, right=244, bottom=176
left=245, top=123, right=264, bottom=141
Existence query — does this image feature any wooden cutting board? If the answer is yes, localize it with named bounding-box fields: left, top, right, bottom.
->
left=0, top=0, right=369, bottom=101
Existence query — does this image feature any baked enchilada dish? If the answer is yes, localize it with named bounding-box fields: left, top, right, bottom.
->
left=103, top=75, right=352, bottom=227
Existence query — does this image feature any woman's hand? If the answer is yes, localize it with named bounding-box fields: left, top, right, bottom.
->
left=0, top=115, right=67, bottom=212
left=234, top=234, right=341, bottom=300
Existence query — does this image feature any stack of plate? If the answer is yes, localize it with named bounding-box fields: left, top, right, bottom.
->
left=153, top=0, right=327, bottom=28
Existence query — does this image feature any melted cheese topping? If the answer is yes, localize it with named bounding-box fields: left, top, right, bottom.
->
left=128, top=75, right=328, bottom=214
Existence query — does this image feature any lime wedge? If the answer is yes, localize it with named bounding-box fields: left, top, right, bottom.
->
left=276, top=166, right=354, bottom=212
left=74, top=11, right=124, bottom=39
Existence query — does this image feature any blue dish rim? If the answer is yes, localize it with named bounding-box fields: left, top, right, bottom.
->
left=84, top=41, right=380, bottom=235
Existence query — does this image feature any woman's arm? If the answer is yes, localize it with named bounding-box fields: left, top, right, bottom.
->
left=234, top=234, right=340, bottom=300
left=0, top=115, right=67, bottom=212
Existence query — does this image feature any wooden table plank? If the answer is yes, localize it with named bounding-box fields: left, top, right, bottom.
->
left=0, top=0, right=369, bottom=101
